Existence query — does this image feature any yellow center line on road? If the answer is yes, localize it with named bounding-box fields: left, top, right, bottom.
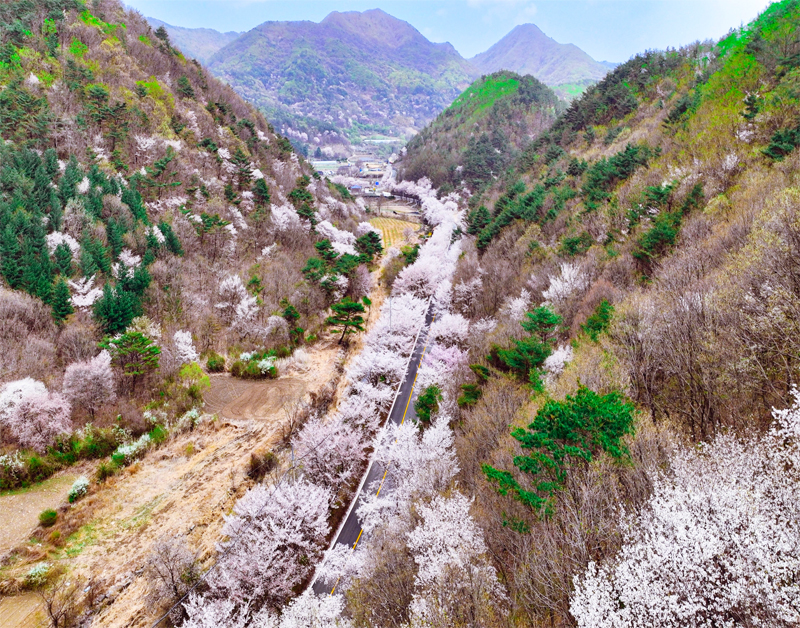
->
left=329, top=311, right=437, bottom=597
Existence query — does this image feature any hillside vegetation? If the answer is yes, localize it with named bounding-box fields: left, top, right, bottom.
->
left=399, top=71, right=563, bottom=193
left=0, top=0, right=380, bottom=493
left=206, top=9, right=478, bottom=156
left=370, top=1, right=800, bottom=626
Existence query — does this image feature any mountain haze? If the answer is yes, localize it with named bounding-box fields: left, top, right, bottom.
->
left=147, top=17, right=240, bottom=64
left=207, top=9, right=478, bottom=156
left=471, top=23, right=613, bottom=98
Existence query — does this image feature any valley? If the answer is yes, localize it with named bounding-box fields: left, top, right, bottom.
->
left=2, top=1, right=800, bottom=627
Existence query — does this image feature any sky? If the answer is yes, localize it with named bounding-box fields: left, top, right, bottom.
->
left=124, top=0, right=774, bottom=62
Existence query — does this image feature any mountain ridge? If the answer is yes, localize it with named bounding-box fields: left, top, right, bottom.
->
left=471, top=23, right=613, bottom=98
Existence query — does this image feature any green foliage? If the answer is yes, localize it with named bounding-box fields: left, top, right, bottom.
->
left=559, top=231, right=594, bottom=257
left=467, top=205, right=491, bottom=235
left=51, top=278, right=73, bottom=324
left=497, top=306, right=561, bottom=388
left=763, top=125, right=800, bottom=160
left=582, top=300, right=615, bottom=341
left=39, top=509, right=57, bottom=527
left=176, top=76, right=195, bottom=99
left=483, top=387, right=636, bottom=514
left=457, top=384, right=482, bottom=408
left=355, top=230, right=383, bottom=262
left=415, top=385, right=442, bottom=423
left=478, top=185, right=547, bottom=249
left=206, top=352, right=226, bottom=373
left=101, top=332, right=161, bottom=389
left=252, top=178, right=271, bottom=207
left=582, top=144, right=654, bottom=210
left=326, top=297, right=366, bottom=344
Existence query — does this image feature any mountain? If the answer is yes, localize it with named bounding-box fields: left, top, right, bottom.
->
left=470, top=23, right=613, bottom=99
left=147, top=17, right=240, bottom=64
left=206, top=9, right=479, bottom=157
left=399, top=71, right=563, bottom=193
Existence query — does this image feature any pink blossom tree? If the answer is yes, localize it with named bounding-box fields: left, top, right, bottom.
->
left=0, top=378, right=47, bottom=428
left=209, top=479, right=331, bottom=609
left=9, top=392, right=72, bottom=452
left=62, top=351, right=116, bottom=419
left=293, top=416, right=366, bottom=501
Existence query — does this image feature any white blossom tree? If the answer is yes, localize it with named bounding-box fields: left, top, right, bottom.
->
left=406, top=493, right=506, bottom=628
left=293, top=416, right=366, bottom=499
left=62, top=351, right=116, bottom=419
left=209, top=479, right=331, bottom=608
left=0, top=378, right=47, bottom=427
left=9, top=392, right=72, bottom=452
left=570, top=389, right=800, bottom=628
left=173, top=330, right=199, bottom=364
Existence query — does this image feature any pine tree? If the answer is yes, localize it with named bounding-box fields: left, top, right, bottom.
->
left=231, top=147, right=252, bottom=189
left=158, top=221, right=183, bottom=256
left=467, top=205, right=491, bottom=235
left=0, top=225, right=22, bottom=288
left=326, top=297, right=366, bottom=344
left=252, top=178, right=270, bottom=207
left=53, top=242, right=74, bottom=277
left=106, top=218, right=124, bottom=259
left=51, top=278, right=73, bottom=324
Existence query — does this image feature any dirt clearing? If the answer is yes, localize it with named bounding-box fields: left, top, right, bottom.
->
left=0, top=472, right=78, bottom=557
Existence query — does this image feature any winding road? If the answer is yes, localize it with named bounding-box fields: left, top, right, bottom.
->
left=311, top=304, right=435, bottom=595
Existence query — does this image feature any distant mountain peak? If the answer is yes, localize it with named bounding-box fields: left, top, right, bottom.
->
left=471, top=22, right=611, bottom=93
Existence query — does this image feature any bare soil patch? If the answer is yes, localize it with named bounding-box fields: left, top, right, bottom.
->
left=0, top=472, right=78, bottom=557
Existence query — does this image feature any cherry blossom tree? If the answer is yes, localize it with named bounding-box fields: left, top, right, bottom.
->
left=216, top=275, right=258, bottom=325
left=0, top=378, right=47, bottom=428
left=183, top=596, right=250, bottom=628
left=62, top=351, right=116, bottom=419
left=209, top=479, right=331, bottom=609
left=293, top=416, right=366, bottom=499
left=542, top=262, right=587, bottom=303
left=9, top=392, right=72, bottom=452
left=174, top=330, right=199, bottom=364
left=406, top=493, right=506, bottom=627
left=429, top=312, right=469, bottom=347
left=570, top=389, right=800, bottom=628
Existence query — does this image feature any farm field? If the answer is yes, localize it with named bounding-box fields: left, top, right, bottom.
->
left=370, top=217, right=419, bottom=248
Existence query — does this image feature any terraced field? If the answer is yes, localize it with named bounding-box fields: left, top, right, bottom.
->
left=370, top=217, right=419, bottom=248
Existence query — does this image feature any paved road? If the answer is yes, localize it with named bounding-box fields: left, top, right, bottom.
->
left=312, top=304, right=435, bottom=595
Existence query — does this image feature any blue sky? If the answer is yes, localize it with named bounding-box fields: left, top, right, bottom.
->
left=125, top=0, right=773, bottom=62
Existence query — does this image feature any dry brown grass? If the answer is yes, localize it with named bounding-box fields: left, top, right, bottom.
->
left=370, top=217, right=419, bottom=248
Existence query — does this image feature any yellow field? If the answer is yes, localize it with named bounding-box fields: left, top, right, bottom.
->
left=370, top=217, right=419, bottom=248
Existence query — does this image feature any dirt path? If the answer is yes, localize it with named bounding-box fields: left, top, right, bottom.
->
left=0, top=342, right=341, bottom=628
left=0, top=472, right=78, bottom=557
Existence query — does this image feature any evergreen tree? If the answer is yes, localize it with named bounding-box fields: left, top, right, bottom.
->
left=231, top=147, right=253, bottom=189
left=54, top=242, right=73, bottom=277
left=467, top=205, right=491, bottom=235
left=252, top=178, right=271, bottom=207
left=51, top=278, right=73, bottom=324
left=0, top=225, right=22, bottom=288
left=101, top=331, right=161, bottom=393
left=106, top=218, right=124, bottom=259
left=158, top=221, right=183, bottom=256
left=58, top=156, right=82, bottom=203
left=176, top=76, right=195, bottom=99
left=483, top=387, right=636, bottom=514
left=355, top=231, right=383, bottom=262
left=326, top=297, right=366, bottom=344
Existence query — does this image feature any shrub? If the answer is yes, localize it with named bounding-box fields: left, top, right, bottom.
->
left=96, top=460, right=118, bottom=482
left=39, top=509, right=57, bottom=527
left=68, top=476, right=89, bottom=503
left=582, top=300, right=615, bottom=341
left=560, top=231, right=594, bottom=257
left=247, top=450, right=277, bottom=482
left=230, top=360, right=245, bottom=378
left=26, top=562, right=51, bottom=588
left=207, top=352, right=226, bottom=372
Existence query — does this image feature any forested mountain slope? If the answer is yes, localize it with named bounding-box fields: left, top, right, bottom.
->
left=206, top=9, right=478, bottom=155
left=368, top=1, right=800, bottom=626
left=471, top=24, right=613, bottom=99
left=398, top=71, right=563, bottom=193
left=0, top=0, right=375, bottom=488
